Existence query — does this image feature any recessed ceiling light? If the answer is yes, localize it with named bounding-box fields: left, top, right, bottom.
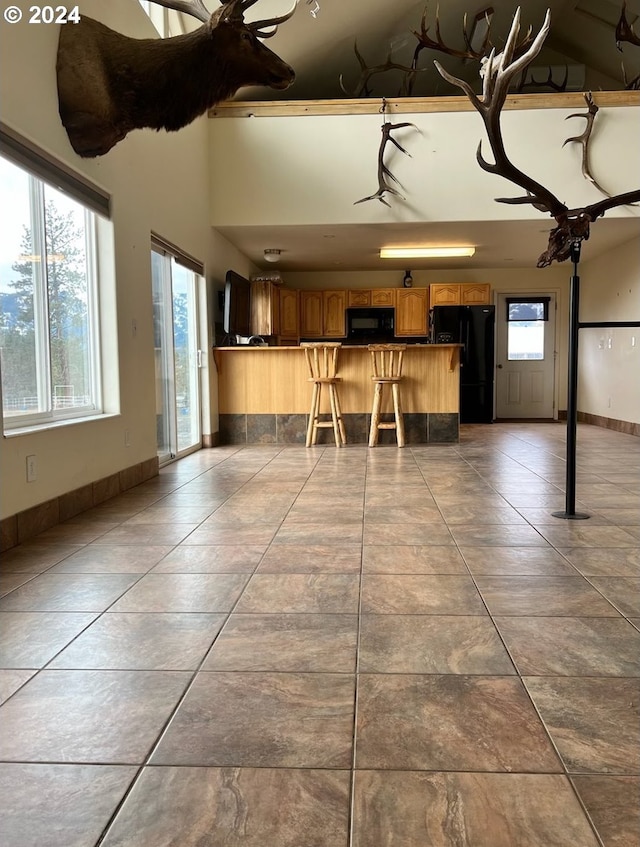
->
left=379, top=246, right=476, bottom=259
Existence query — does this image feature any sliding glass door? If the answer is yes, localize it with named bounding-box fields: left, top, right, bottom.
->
left=152, top=248, right=202, bottom=464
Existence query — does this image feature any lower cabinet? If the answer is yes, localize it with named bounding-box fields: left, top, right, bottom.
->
left=395, top=288, right=429, bottom=336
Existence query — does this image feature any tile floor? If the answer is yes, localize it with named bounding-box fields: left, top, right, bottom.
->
left=1, top=422, right=639, bottom=847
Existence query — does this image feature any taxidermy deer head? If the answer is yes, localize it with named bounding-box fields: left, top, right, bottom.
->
left=56, top=0, right=296, bottom=158
left=434, top=7, right=640, bottom=267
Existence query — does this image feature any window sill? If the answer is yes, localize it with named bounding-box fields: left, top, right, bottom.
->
left=3, top=412, right=120, bottom=438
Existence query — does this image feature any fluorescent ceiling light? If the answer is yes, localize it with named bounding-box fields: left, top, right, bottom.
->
left=380, top=246, right=476, bottom=259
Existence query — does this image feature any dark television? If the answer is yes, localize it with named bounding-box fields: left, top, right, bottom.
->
left=223, top=270, right=251, bottom=337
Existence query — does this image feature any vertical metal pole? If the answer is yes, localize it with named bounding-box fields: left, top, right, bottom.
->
left=553, top=240, right=589, bottom=520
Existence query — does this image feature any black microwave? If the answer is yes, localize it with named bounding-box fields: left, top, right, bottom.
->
left=346, top=308, right=395, bottom=342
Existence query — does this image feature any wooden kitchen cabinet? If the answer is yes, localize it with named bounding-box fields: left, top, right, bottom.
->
left=371, top=288, right=395, bottom=306
left=395, top=288, right=428, bottom=336
left=299, top=290, right=323, bottom=337
left=299, top=290, right=346, bottom=337
left=323, top=290, right=347, bottom=336
left=461, top=283, right=491, bottom=304
left=348, top=290, right=371, bottom=307
left=278, top=287, right=299, bottom=340
left=430, top=283, right=491, bottom=306
left=250, top=280, right=279, bottom=336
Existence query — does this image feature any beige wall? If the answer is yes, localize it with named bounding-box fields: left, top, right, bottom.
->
left=0, top=0, right=252, bottom=518
left=579, top=236, right=640, bottom=424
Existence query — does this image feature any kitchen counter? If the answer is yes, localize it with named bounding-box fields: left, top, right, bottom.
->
left=214, top=344, right=461, bottom=445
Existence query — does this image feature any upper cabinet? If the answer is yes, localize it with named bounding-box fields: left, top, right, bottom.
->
left=323, top=290, right=347, bottom=336
left=348, top=290, right=370, bottom=307
left=371, top=289, right=395, bottom=306
left=250, top=280, right=279, bottom=336
left=278, top=288, right=299, bottom=341
left=430, top=283, right=492, bottom=306
left=299, top=290, right=346, bottom=337
left=395, top=288, right=429, bottom=336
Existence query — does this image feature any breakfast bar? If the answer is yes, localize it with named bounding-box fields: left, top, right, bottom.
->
left=214, top=344, right=461, bottom=445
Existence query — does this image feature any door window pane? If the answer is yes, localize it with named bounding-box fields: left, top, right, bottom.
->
left=508, top=321, right=545, bottom=360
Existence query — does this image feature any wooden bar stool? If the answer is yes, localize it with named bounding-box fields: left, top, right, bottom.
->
left=368, top=344, right=407, bottom=448
left=301, top=342, right=347, bottom=447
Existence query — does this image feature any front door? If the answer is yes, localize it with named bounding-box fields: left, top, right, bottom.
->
left=495, top=293, right=557, bottom=419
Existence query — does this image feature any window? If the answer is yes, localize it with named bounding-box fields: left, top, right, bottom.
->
left=0, top=155, right=102, bottom=428
left=506, top=297, right=550, bottom=361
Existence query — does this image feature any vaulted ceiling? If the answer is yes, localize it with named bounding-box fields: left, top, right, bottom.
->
left=169, top=0, right=640, bottom=271
left=239, top=0, right=640, bottom=101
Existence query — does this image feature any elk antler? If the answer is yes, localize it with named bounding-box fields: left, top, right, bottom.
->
left=355, top=119, right=417, bottom=206
left=563, top=92, right=610, bottom=197
left=515, top=64, right=569, bottom=92
left=147, top=0, right=211, bottom=23
left=434, top=8, right=640, bottom=267
left=217, top=0, right=297, bottom=36
left=340, top=42, right=420, bottom=98
left=413, top=4, right=494, bottom=61
left=616, top=0, right=640, bottom=49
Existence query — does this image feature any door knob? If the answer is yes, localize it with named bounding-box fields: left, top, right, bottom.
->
left=497, top=364, right=503, bottom=369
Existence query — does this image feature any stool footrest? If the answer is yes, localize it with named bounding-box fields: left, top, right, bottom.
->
left=377, top=422, right=398, bottom=430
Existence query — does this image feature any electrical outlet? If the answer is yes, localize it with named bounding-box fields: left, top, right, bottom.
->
left=26, top=454, right=37, bottom=483
left=607, top=397, right=612, bottom=409
left=124, top=429, right=131, bottom=447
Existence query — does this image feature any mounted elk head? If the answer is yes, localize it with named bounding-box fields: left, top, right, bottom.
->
left=434, top=8, right=640, bottom=267
left=57, top=0, right=296, bottom=157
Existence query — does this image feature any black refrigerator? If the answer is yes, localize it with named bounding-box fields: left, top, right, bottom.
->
left=431, top=305, right=495, bottom=423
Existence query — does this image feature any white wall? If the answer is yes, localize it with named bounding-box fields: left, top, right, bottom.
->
left=0, top=0, right=249, bottom=518
left=579, top=236, right=640, bottom=424
left=209, top=107, right=640, bottom=227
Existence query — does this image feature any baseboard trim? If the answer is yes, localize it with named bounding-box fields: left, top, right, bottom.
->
left=576, top=411, right=640, bottom=437
left=0, top=456, right=160, bottom=553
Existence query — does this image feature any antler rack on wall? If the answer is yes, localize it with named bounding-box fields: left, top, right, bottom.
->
left=354, top=100, right=417, bottom=206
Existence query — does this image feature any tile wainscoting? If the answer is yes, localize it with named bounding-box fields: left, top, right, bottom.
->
left=1, top=457, right=159, bottom=553
left=218, top=413, right=459, bottom=446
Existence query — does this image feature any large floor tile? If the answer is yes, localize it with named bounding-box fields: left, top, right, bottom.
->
left=571, top=775, right=640, bottom=847
left=558, top=548, right=640, bottom=577
left=101, top=766, right=350, bottom=847
left=355, top=674, right=561, bottom=772
left=273, top=522, right=363, bottom=545
left=94, top=524, right=198, bottom=545
left=353, top=771, right=600, bottom=847
left=587, top=577, right=640, bottom=616
left=362, top=545, right=467, bottom=574
left=150, top=545, right=264, bottom=573
left=202, top=613, right=357, bottom=672
left=363, top=523, right=454, bottom=546
left=534, top=524, right=639, bottom=548
left=234, top=574, right=359, bottom=614
left=0, top=543, right=83, bottom=574
left=459, top=546, right=576, bottom=575
left=475, top=576, right=620, bottom=616
left=109, top=573, right=249, bottom=613
left=151, top=672, right=355, bottom=768
left=49, top=613, right=226, bottom=670
left=0, top=574, right=140, bottom=612
left=0, top=669, right=36, bottom=704
left=0, top=763, right=137, bottom=847
left=494, top=616, right=640, bottom=676
left=0, top=669, right=190, bottom=763
left=47, top=545, right=174, bottom=574
left=360, top=574, right=486, bottom=615
left=0, top=612, right=97, bottom=668
left=256, top=544, right=362, bottom=573
left=359, top=615, right=515, bottom=674
left=449, top=525, right=550, bottom=547
left=524, top=677, right=640, bottom=774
